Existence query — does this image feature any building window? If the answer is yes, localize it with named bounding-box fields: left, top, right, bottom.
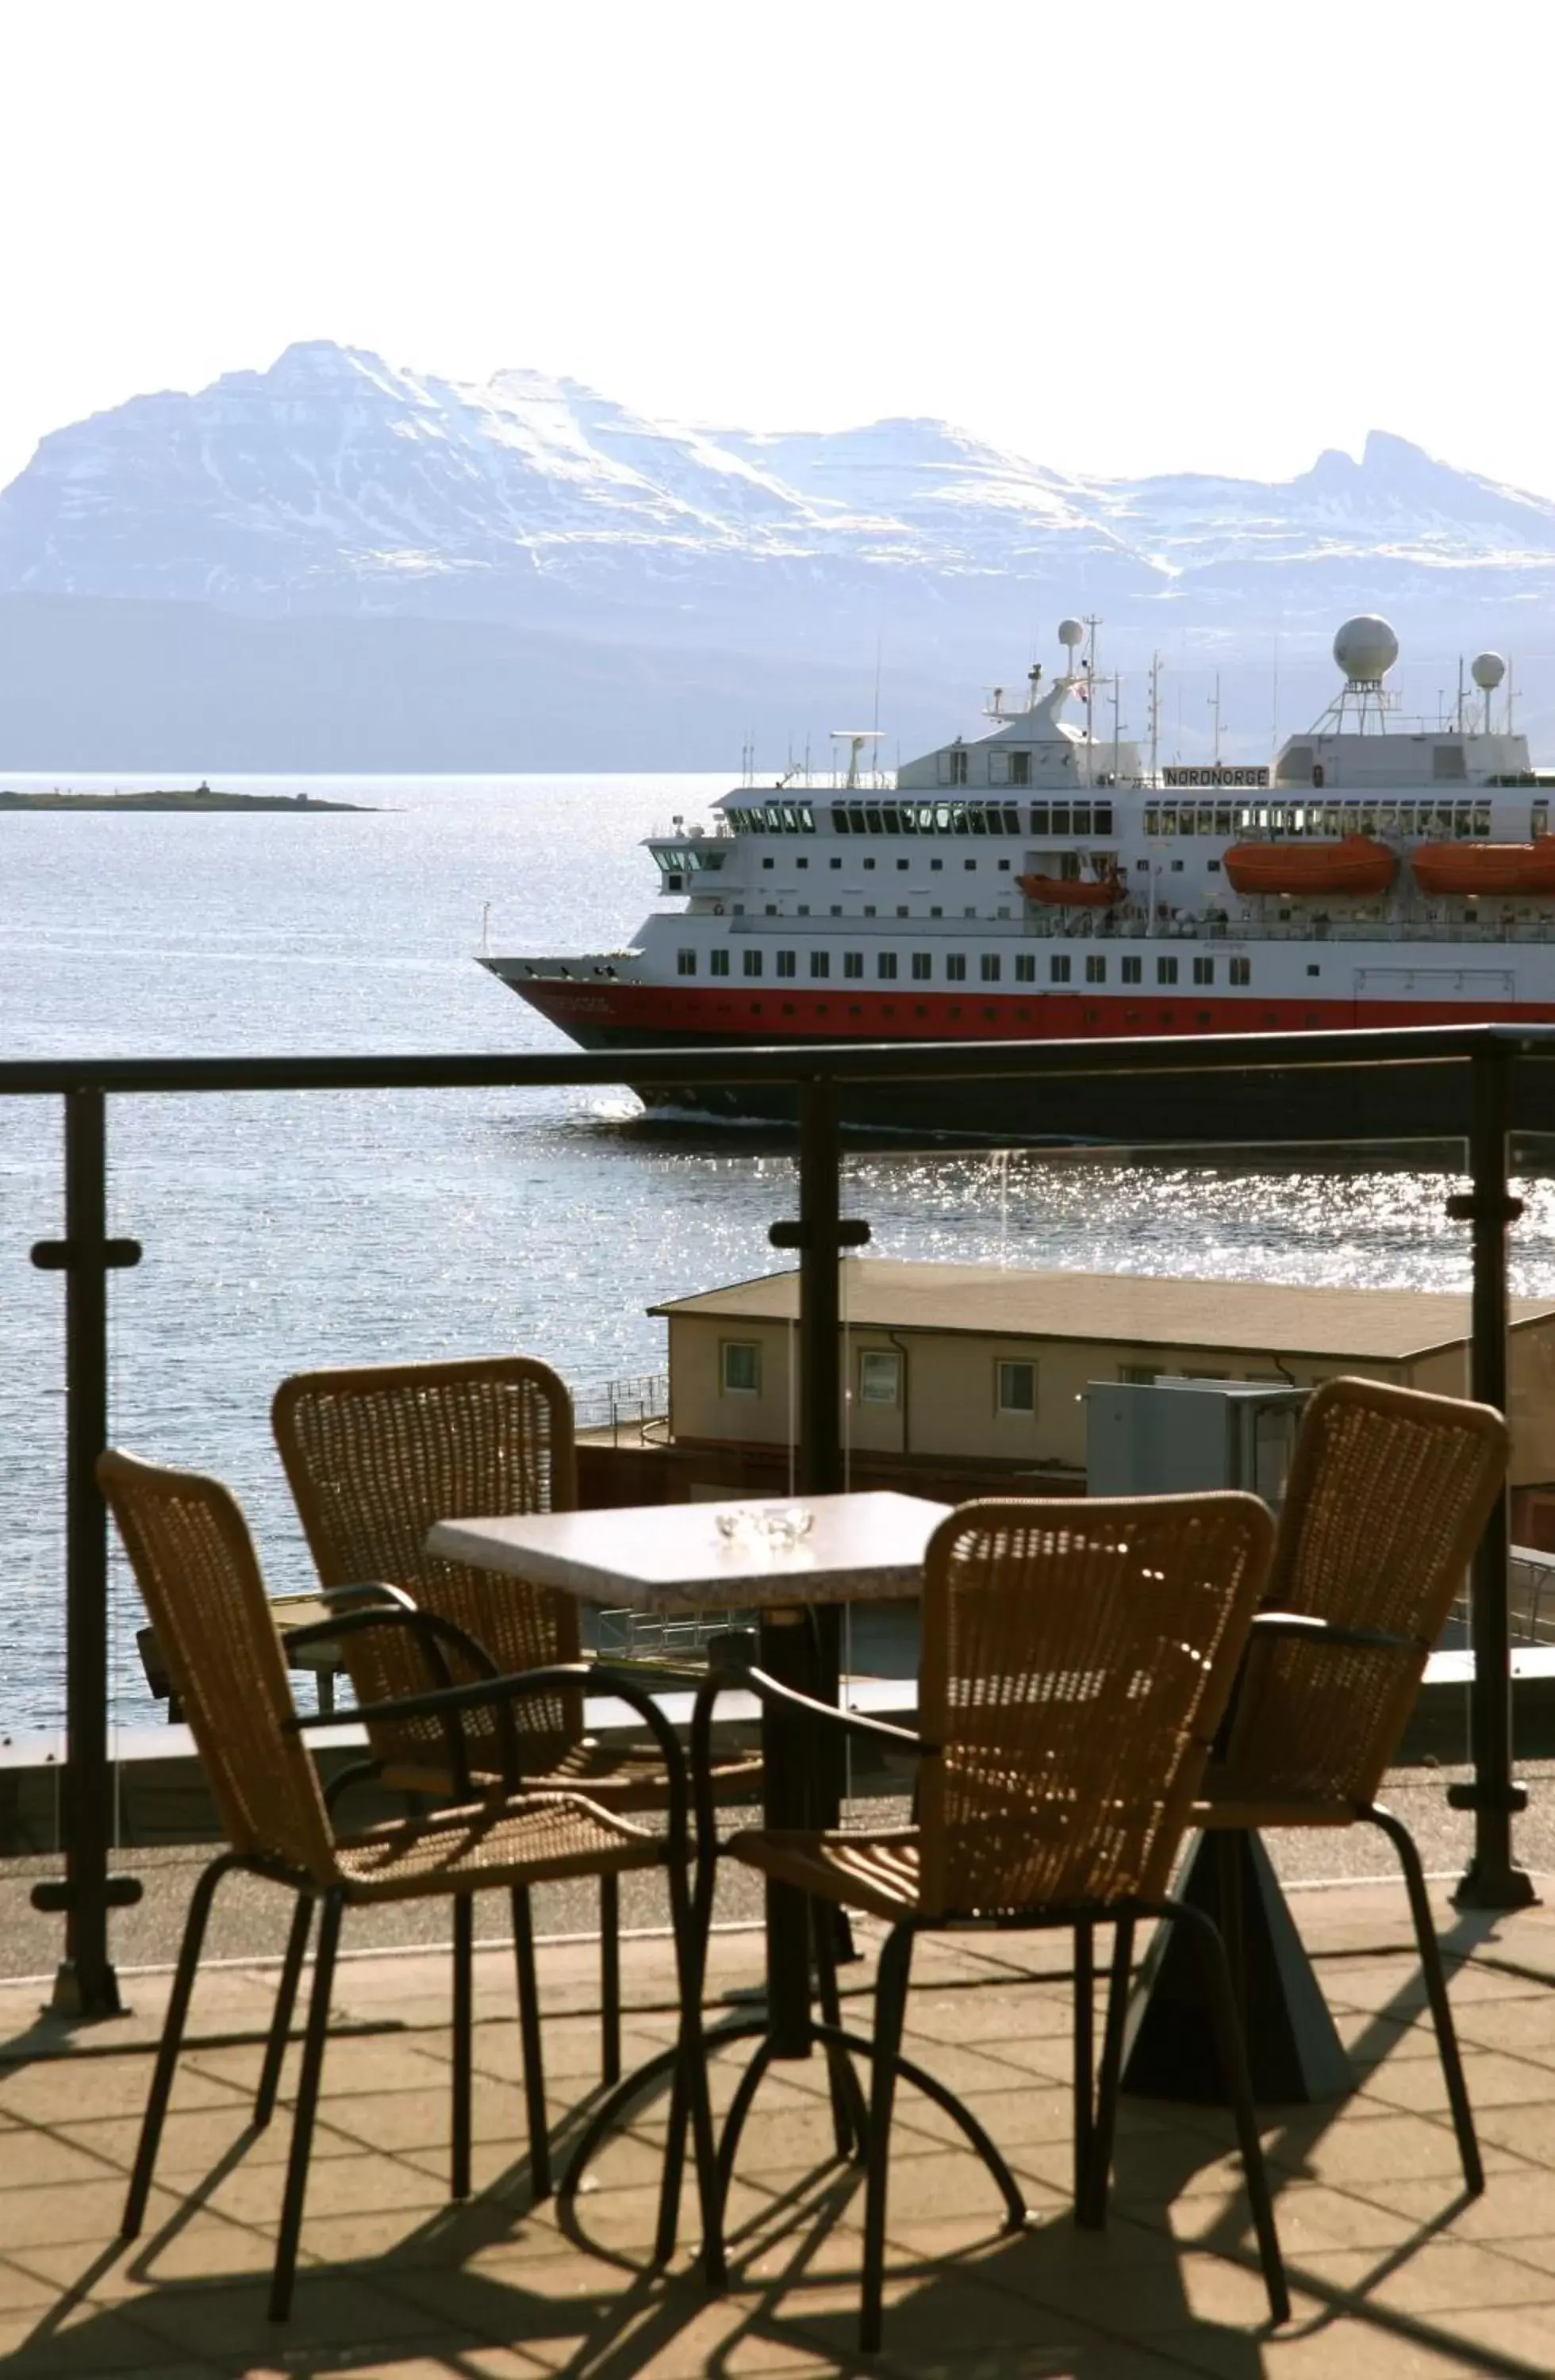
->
left=878, top=951, right=898, bottom=980
left=858, top=1349, right=902, bottom=1407
left=844, top=951, right=864, bottom=980
left=1193, top=957, right=1214, bottom=986
left=1157, top=957, right=1178, bottom=985
left=721, top=1341, right=761, bottom=1396
left=1085, top=955, right=1106, bottom=983
left=946, top=953, right=966, bottom=981
left=1119, top=1364, right=1161, bottom=1386
left=677, top=950, right=697, bottom=976
left=810, top=951, right=830, bottom=979
left=1122, top=955, right=1142, bottom=985
left=1015, top=954, right=1035, bottom=982
left=777, top=950, right=797, bottom=977
left=1230, top=956, right=1251, bottom=986
left=981, top=954, right=1001, bottom=982
left=1051, top=954, right=1071, bottom=984
left=996, top=1359, right=1037, bottom=1415
left=743, top=950, right=763, bottom=978
left=710, top=949, right=730, bottom=977
left=912, top=952, right=932, bottom=981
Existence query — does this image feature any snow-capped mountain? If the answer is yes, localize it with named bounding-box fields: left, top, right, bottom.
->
left=4, top=342, right=1555, bottom=766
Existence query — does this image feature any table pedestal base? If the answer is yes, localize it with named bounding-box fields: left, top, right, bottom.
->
left=1121, top=1832, right=1354, bottom=2106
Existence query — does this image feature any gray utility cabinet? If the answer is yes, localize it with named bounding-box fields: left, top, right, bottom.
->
left=1085, top=1379, right=1310, bottom=1509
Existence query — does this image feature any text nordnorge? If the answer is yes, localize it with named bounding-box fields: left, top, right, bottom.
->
left=1161, top=766, right=1271, bottom=790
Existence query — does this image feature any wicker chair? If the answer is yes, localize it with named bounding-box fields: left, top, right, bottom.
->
left=99, top=1448, right=716, bottom=2324
left=693, top=1492, right=1286, bottom=2352
left=1189, top=1375, right=1511, bottom=2195
left=271, top=1357, right=763, bottom=2129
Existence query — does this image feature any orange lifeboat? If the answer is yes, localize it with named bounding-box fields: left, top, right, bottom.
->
left=1223, top=836, right=1396, bottom=898
left=1411, top=838, right=1555, bottom=899
left=1016, top=870, right=1127, bottom=908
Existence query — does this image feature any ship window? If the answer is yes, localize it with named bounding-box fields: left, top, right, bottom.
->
left=1010, top=753, right=1031, bottom=787
left=844, top=951, right=864, bottom=979
left=1230, top=957, right=1251, bottom=985
left=1194, top=957, right=1214, bottom=985
left=810, top=952, right=830, bottom=978
left=864, top=904, right=877, bottom=916
left=881, top=805, right=900, bottom=832
left=947, top=750, right=969, bottom=787
left=1177, top=808, right=1196, bottom=836
left=777, top=950, right=797, bottom=977
left=765, top=904, right=777, bottom=915
left=1456, top=806, right=1474, bottom=839
left=1475, top=804, right=1492, bottom=834
left=798, top=904, right=810, bottom=916
left=1215, top=806, right=1233, bottom=835
left=996, top=1360, right=1037, bottom=1416
left=1085, top=955, right=1106, bottom=983
left=710, top=950, right=730, bottom=977
left=897, top=857, right=910, bottom=870
left=935, top=804, right=953, bottom=830
left=989, top=752, right=1010, bottom=787
left=931, top=905, right=943, bottom=916
left=912, top=952, right=932, bottom=980
left=762, top=856, right=774, bottom=869
left=946, top=954, right=967, bottom=981
left=799, top=804, right=815, bottom=832
left=863, top=857, right=877, bottom=871
left=1433, top=745, right=1468, bottom=782
left=830, top=857, right=843, bottom=869
left=1306, top=963, right=1320, bottom=977
left=981, top=954, right=1001, bottom=981
left=677, top=950, right=697, bottom=976
left=931, top=857, right=944, bottom=872
left=1073, top=806, right=1092, bottom=835
left=721, top=1341, right=761, bottom=1397
left=964, top=858, right=977, bottom=872
left=1051, top=805, right=1072, bottom=835
left=951, top=802, right=969, bottom=833
left=797, top=855, right=808, bottom=869
left=998, top=858, right=1012, bottom=871
left=1158, top=957, right=1178, bottom=985
left=1095, top=804, right=1114, bottom=834
left=1016, top=954, right=1036, bottom=982
left=780, top=804, right=799, bottom=832
left=743, top=950, right=763, bottom=977
left=1122, top=955, right=1142, bottom=985
left=1144, top=807, right=1160, bottom=835
left=1050, top=955, right=1072, bottom=983
left=1161, top=808, right=1177, bottom=836
left=1031, top=804, right=1050, bottom=833
left=878, top=952, right=898, bottom=980
left=1170, top=859, right=1184, bottom=872
left=865, top=808, right=883, bottom=834
left=1397, top=806, right=1415, bottom=836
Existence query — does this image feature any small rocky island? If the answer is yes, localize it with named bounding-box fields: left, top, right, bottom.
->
left=0, top=782, right=374, bottom=812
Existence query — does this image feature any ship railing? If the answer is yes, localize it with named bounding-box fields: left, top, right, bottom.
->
left=0, top=1022, right=1545, bottom=2016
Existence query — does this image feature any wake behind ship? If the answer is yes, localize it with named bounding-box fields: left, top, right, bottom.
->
left=483, top=616, right=1555, bottom=1144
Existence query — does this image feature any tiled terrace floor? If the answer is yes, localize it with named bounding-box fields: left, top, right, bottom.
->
left=4, top=1879, right=1555, bottom=2378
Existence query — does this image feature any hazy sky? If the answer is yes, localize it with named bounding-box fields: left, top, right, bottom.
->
left=6, top=0, right=1554, bottom=495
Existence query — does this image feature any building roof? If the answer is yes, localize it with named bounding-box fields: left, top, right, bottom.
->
left=651, top=1261, right=1555, bottom=1364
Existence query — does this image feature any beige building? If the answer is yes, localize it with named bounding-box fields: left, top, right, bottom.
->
left=652, top=1261, right=1555, bottom=1490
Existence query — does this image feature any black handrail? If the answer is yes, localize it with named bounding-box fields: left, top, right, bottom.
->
left=6, top=1020, right=1546, bottom=2017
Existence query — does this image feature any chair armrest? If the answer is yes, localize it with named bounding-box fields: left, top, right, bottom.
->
left=284, top=1605, right=508, bottom=1799
left=316, top=1580, right=415, bottom=1611
left=294, top=1662, right=693, bottom=1855
left=689, top=1665, right=936, bottom=1862
left=1250, top=1610, right=1427, bottom=1656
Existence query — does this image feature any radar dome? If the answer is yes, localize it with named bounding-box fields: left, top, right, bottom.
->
left=1472, top=652, right=1506, bottom=693
left=1333, top=615, right=1400, bottom=682
left=1058, top=619, right=1084, bottom=652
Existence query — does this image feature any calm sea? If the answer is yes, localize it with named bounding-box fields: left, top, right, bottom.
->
left=2, top=770, right=1550, bottom=1732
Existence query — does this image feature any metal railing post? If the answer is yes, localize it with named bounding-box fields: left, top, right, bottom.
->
left=1449, top=1045, right=1536, bottom=1908
left=29, top=1089, right=144, bottom=2013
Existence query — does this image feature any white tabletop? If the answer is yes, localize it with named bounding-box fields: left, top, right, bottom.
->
left=426, top=1489, right=952, bottom=1614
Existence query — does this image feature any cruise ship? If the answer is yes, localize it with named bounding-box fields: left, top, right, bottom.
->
left=484, top=616, right=1555, bottom=1142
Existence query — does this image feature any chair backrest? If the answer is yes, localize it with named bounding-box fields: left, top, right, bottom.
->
left=98, top=1449, right=335, bottom=1882
left=915, top=1491, right=1273, bottom=1918
left=272, top=1357, right=582, bottom=1769
left=1216, top=1376, right=1510, bottom=1809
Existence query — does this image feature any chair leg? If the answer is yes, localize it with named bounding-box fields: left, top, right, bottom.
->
left=123, top=1852, right=237, bottom=2237
left=814, top=1894, right=869, bottom=2160
left=510, top=1883, right=551, bottom=2201
left=1078, top=1917, right=1135, bottom=2231
left=658, top=1846, right=725, bottom=2285
left=1365, top=1804, right=1484, bottom=2196
left=861, top=1924, right=915, bottom=2356
left=451, top=1894, right=474, bottom=2202
left=1169, top=1898, right=1290, bottom=2327
left=255, top=1898, right=313, bottom=2132
left=1072, top=1918, right=1095, bottom=2213
left=599, top=1870, right=622, bottom=2086
left=270, top=1891, right=343, bottom=2324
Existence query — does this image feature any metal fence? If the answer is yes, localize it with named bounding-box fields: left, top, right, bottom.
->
left=2, top=1019, right=1545, bottom=2019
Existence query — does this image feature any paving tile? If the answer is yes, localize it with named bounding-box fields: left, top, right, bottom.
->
left=0, top=2175, right=182, bottom=2252
left=0, top=2298, right=186, bottom=2374
left=1449, top=1994, right=1555, bottom=2063
left=0, top=2056, right=247, bottom=2123
left=15, top=2213, right=291, bottom=2298
left=1292, top=2237, right=1555, bottom=2315
left=1140, top=2182, right=1429, bottom=2258
left=1358, top=2046, right=1555, bottom=2116
left=1361, top=2165, right=1555, bottom=2246
left=1261, top=2110, right=1518, bottom=2190
left=1151, top=2309, right=1482, bottom=2377
left=125, top=2270, right=446, bottom=2359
